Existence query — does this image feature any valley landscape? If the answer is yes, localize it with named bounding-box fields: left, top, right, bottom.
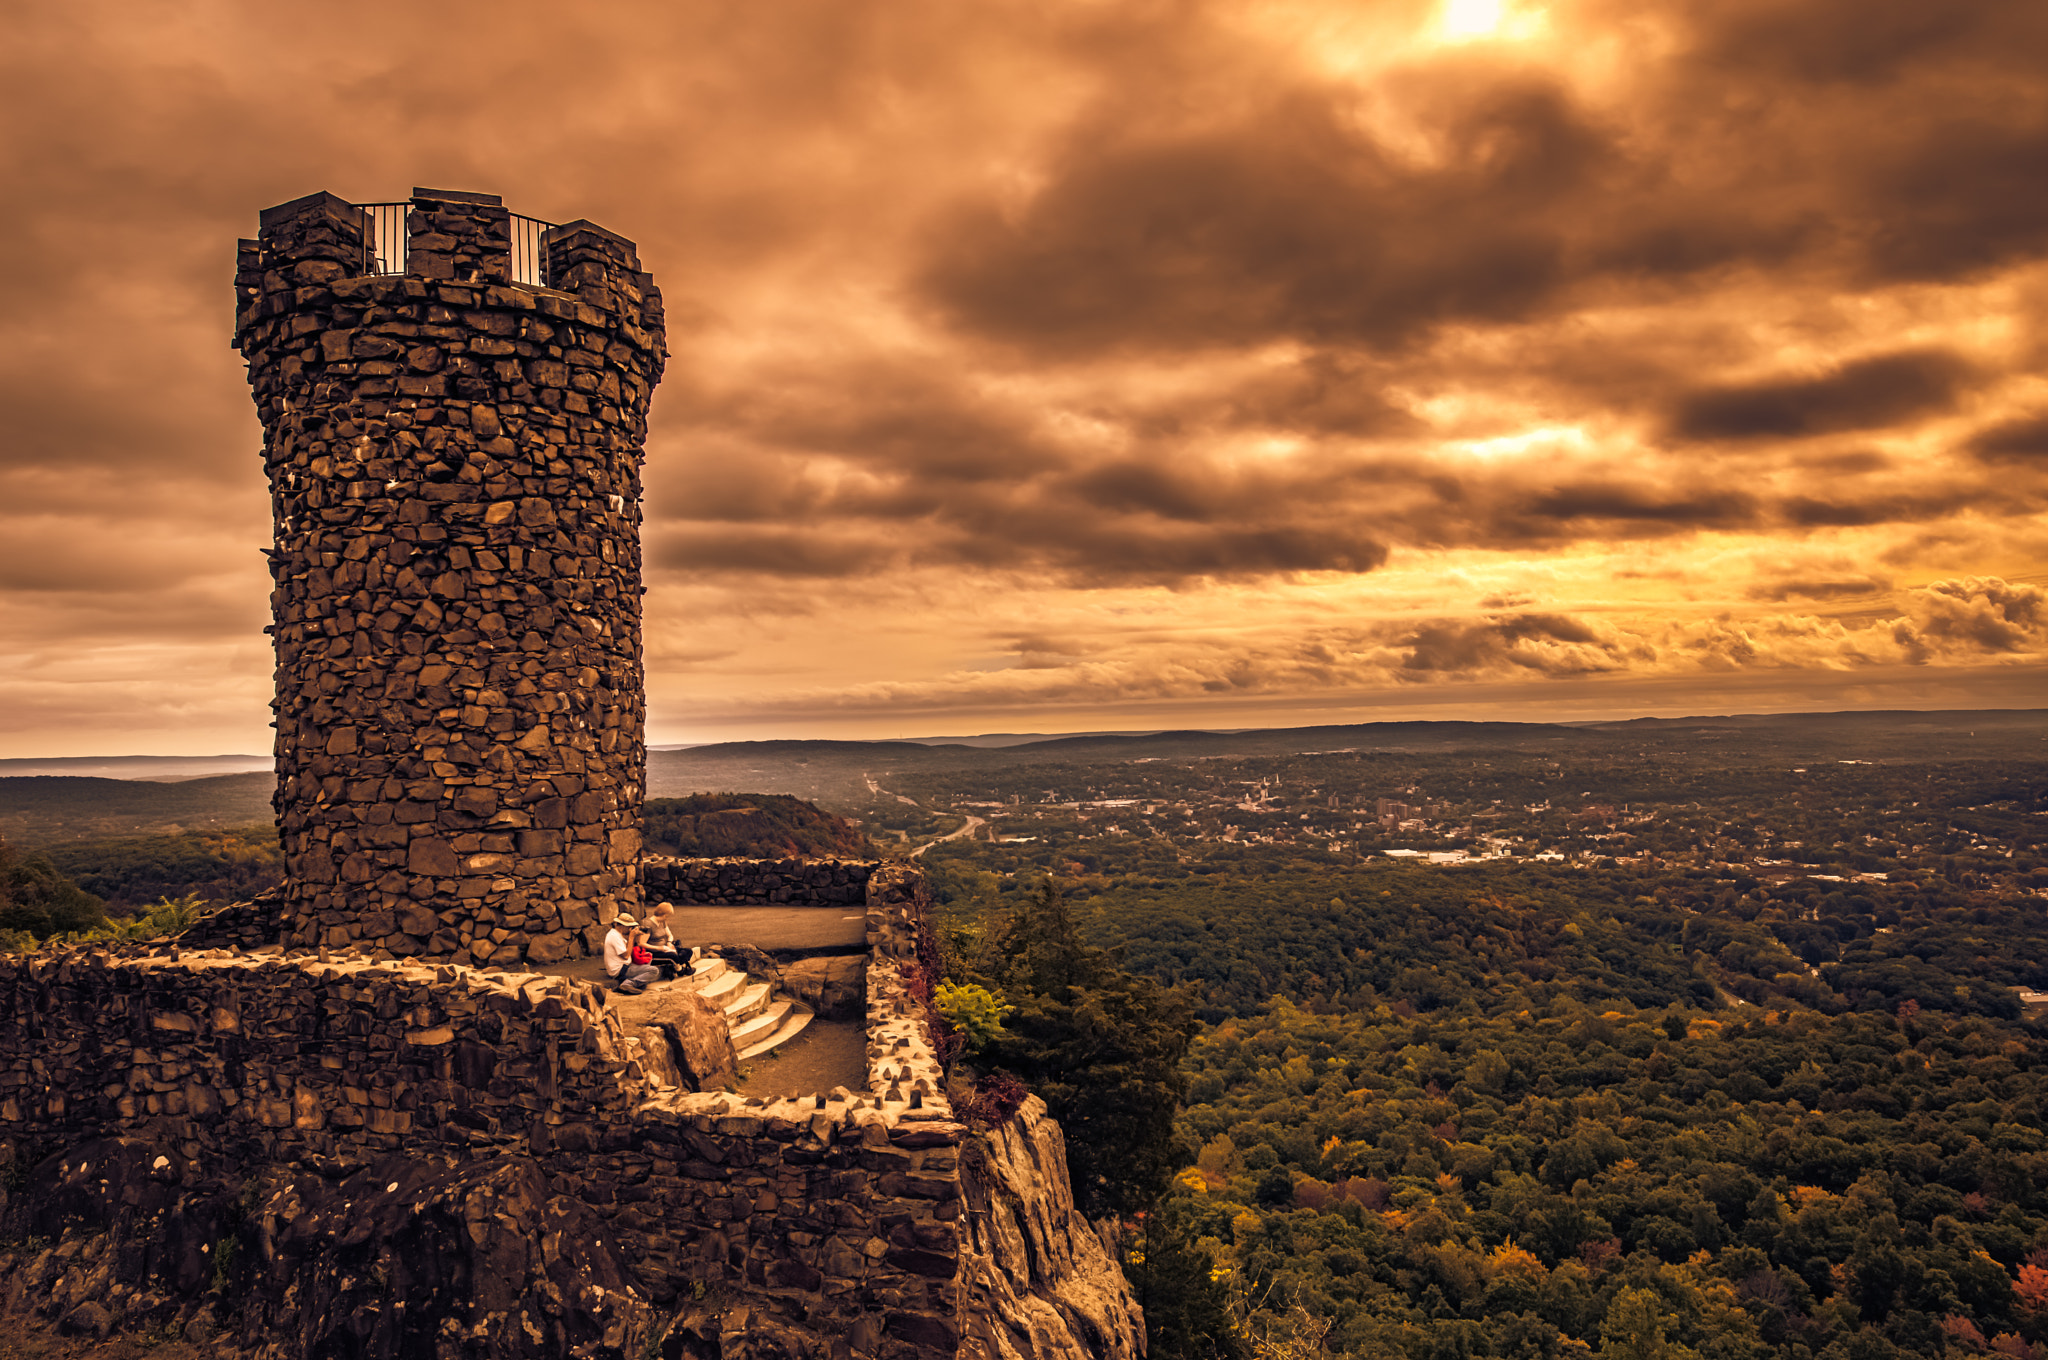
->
left=4, top=708, right=2045, bottom=1357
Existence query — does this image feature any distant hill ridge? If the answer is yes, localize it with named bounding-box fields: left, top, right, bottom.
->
left=5, top=709, right=2043, bottom=843
left=0, top=773, right=275, bottom=845
left=643, top=793, right=872, bottom=860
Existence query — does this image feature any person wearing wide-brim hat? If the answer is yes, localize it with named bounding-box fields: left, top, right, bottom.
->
left=602, top=911, right=661, bottom=994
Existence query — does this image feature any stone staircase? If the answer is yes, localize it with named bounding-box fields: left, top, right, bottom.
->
left=680, top=953, right=814, bottom=1062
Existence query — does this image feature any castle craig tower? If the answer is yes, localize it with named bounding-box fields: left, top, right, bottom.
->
left=233, top=189, right=666, bottom=966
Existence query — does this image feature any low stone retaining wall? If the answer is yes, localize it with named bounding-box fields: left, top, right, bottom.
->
left=643, top=855, right=875, bottom=907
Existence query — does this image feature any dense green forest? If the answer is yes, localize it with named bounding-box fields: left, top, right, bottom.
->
left=0, top=839, right=106, bottom=939
left=927, top=840, right=2048, bottom=1358
left=41, top=826, right=285, bottom=909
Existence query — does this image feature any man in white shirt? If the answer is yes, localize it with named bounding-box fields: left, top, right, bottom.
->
left=602, top=913, right=663, bottom=994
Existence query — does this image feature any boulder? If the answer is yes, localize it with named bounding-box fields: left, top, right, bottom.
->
left=524, top=932, right=572, bottom=965
left=779, top=955, right=867, bottom=1021
left=613, top=987, right=739, bottom=1092
left=58, top=1302, right=114, bottom=1338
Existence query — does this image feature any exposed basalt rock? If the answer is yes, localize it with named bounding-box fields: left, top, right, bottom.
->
left=613, top=985, right=739, bottom=1092
left=233, top=188, right=667, bottom=966
left=779, top=954, right=868, bottom=1022
left=959, top=1098, right=1145, bottom=1360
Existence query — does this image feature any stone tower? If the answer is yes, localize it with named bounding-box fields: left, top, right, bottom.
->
left=233, top=188, right=666, bottom=966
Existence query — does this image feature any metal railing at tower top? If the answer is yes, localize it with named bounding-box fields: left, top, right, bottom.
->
left=352, top=201, right=558, bottom=286
left=358, top=202, right=411, bottom=277
left=506, top=213, right=552, bottom=287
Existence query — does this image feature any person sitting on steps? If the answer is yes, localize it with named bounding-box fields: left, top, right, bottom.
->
left=602, top=913, right=663, bottom=994
left=642, top=901, right=691, bottom=980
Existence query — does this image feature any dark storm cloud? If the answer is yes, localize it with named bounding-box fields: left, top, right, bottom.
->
left=1968, top=413, right=2048, bottom=463
left=912, top=0, right=2048, bottom=366
left=915, top=77, right=1626, bottom=356
left=1781, top=490, right=2004, bottom=530
left=1668, top=350, right=1978, bottom=442
left=1396, top=613, right=1636, bottom=677
left=1159, top=352, right=1419, bottom=439
left=1857, top=117, right=2048, bottom=284
left=1747, top=579, right=1890, bottom=603
left=1630, top=0, right=2048, bottom=287
left=1681, top=0, right=2017, bottom=86
left=1525, top=483, right=1760, bottom=527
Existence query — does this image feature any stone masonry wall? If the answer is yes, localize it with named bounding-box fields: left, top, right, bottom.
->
left=643, top=855, right=875, bottom=908
left=0, top=863, right=981, bottom=1358
left=232, top=188, right=666, bottom=968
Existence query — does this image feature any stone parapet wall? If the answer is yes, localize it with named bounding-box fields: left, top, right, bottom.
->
left=0, top=943, right=966, bottom=1358
left=866, top=860, right=933, bottom=961
left=643, top=855, right=875, bottom=907
left=233, top=187, right=666, bottom=968
left=0, top=947, right=640, bottom=1162
left=178, top=889, right=285, bottom=951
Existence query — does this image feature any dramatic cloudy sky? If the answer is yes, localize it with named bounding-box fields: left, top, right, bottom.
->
left=4, top=0, right=2046, bottom=756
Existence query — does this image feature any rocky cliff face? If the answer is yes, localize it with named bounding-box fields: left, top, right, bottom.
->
left=959, top=1097, right=1146, bottom=1360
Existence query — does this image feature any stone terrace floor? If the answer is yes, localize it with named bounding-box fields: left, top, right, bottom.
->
left=735, top=1019, right=867, bottom=1098
left=520, top=905, right=872, bottom=1096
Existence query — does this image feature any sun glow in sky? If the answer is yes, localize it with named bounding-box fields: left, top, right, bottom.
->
left=1429, top=0, right=1551, bottom=47
left=0, top=0, right=2045, bottom=756
left=1435, top=0, right=1509, bottom=41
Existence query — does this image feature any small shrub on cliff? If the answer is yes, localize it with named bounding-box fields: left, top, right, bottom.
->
left=934, top=982, right=1014, bottom=1051
left=951, top=1070, right=1029, bottom=1130
left=0, top=891, right=205, bottom=953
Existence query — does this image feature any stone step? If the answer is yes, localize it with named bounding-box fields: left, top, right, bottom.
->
left=736, top=1004, right=815, bottom=1063
left=696, top=967, right=746, bottom=1008
left=729, top=999, right=794, bottom=1051
left=723, top=981, right=772, bottom=1025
